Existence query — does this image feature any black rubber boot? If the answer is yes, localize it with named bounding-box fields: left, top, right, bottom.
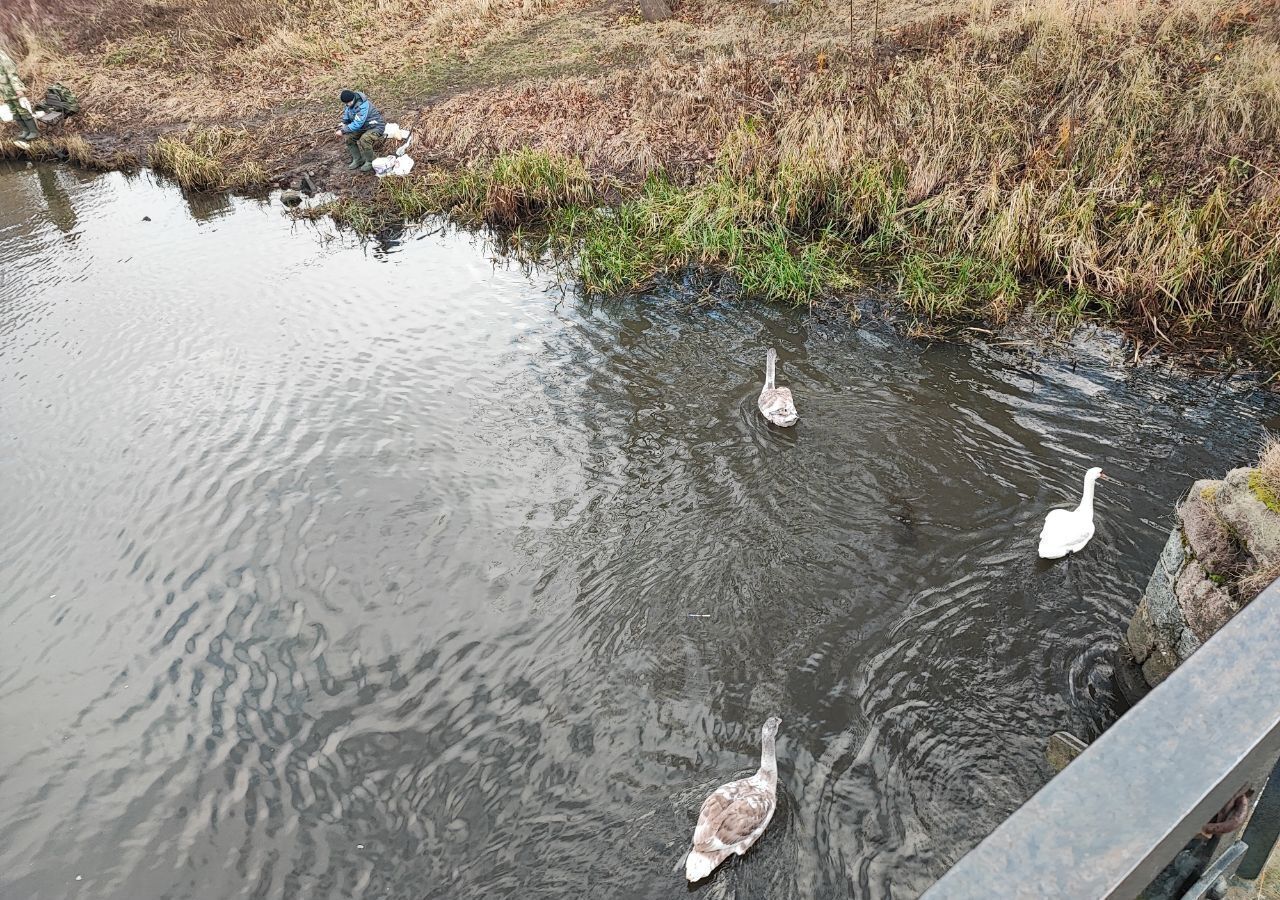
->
left=17, top=113, right=38, bottom=141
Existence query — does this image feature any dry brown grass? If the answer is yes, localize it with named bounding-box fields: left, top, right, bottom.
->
left=1234, top=435, right=1280, bottom=597
left=148, top=126, right=268, bottom=190
left=59, top=133, right=97, bottom=167
left=1239, top=557, right=1280, bottom=600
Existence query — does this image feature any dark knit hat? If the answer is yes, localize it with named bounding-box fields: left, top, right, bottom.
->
left=339, top=89, right=357, bottom=103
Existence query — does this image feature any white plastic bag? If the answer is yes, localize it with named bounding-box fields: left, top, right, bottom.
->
left=17, top=96, right=33, bottom=114
left=372, top=124, right=416, bottom=176
left=0, top=103, right=12, bottom=123
left=373, top=154, right=415, bottom=177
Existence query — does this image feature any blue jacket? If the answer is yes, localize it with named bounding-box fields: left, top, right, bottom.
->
left=341, top=92, right=385, bottom=135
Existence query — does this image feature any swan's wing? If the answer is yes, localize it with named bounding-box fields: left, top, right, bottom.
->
left=758, top=387, right=798, bottom=419
left=1039, top=508, right=1078, bottom=541
left=1039, top=508, right=1095, bottom=555
left=692, top=778, right=775, bottom=853
left=693, top=779, right=743, bottom=840
left=774, top=387, right=796, bottom=415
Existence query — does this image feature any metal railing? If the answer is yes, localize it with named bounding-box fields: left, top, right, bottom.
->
left=923, top=579, right=1280, bottom=899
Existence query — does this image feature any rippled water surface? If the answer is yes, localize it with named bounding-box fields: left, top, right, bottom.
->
left=3, top=161, right=1279, bottom=899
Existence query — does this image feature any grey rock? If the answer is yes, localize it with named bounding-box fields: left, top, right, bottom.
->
left=1119, top=461, right=1280, bottom=697
left=1125, top=599, right=1156, bottom=663
left=1175, top=624, right=1203, bottom=663
left=1113, top=650, right=1151, bottom=707
left=1144, top=528, right=1188, bottom=649
left=1142, top=646, right=1179, bottom=688
left=281, top=189, right=304, bottom=207
left=1216, top=467, right=1280, bottom=568
left=1175, top=559, right=1240, bottom=642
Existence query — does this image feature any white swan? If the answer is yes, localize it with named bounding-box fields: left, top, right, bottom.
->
left=1038, top=466, right=1110, bottom=559
left=758, top=349, right=798, bottom=427
left=686, top=717, right=782, bottom=882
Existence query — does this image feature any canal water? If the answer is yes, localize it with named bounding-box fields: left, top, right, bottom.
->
left=2, top=161, right=1277, bottom=899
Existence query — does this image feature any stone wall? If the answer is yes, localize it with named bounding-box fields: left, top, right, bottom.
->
left=1118, top=466, right=1280, bottom=704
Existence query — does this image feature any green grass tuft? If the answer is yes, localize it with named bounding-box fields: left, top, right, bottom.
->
left=898, top=252, right=1021, bottom=324
left=1248, top=469, right=1280, bottom=515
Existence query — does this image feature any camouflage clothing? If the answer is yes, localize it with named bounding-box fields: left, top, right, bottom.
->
left=0, top=48, right=27, bottom=104
left=346, top=129, right=380, bottom=156
left=40, top=83, right=78, bottom=115
left=0, top=48, right=38, bottom=139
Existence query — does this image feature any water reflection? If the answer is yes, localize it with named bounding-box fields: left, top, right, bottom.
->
left=34, top=166, right=77, bottom=236
left=0, top=162, right=1277, bottom=900
left=182, top=185, right=235, bottom=222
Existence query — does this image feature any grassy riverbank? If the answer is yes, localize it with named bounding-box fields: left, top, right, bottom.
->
left=4, top=0, right=1280, bottom=363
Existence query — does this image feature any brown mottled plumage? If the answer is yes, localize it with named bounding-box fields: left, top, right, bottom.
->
left=758, top=349, right=798, bottom=427
left=685, top=717, right=781, bottom=882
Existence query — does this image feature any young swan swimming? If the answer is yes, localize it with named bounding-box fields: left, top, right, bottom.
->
left=758, top=349, right=798, bottom=427
left=685, top=717, right=782, bottom=882
left=1038, top=466, right=1111, bottom=559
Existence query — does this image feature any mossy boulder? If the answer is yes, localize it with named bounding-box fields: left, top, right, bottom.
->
left=1249, top=469, right=1280, bottom=514
left=1118, top=529, right=1188, bottom=706
left=1119, top=454, right=1280, bottom=705
left=1215, top=467, right=1280, bottom=568
left=1175, top=625, right=1203, bottom=661
left=1112, top=651, right=1151, bottom=705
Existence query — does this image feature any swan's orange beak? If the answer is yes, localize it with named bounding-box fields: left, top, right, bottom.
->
left=1099, top=471, right=1117, bottom=484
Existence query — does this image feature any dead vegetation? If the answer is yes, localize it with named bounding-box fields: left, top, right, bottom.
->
left=0, top=132, right=136, bottom=168
left=6, top=0, right=1280, bottom=360
left=147, top=126, right=267, bottom=190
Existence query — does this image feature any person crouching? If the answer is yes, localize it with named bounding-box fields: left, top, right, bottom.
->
left=335, top=89, right=385, bottom=173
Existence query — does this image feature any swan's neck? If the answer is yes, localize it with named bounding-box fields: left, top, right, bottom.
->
left=765, top=353, right=776, bottom=391
left=758, top=731, right=778, bottom=787
left=1076, top=475, right=1097, bottom=515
